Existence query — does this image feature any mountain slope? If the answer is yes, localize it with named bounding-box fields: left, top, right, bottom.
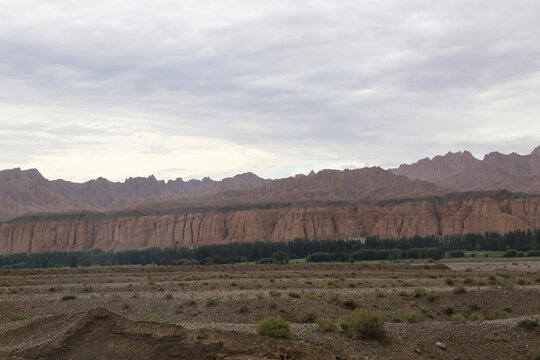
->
left=212, top=167, right=441, bottom=202
left=392, top=146, right=540, bottom=193
left=0, top=169, right=266, bottom=221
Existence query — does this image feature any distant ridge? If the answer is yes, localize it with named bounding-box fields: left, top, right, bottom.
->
left=392, top=146, right=540, bottom=193
left=0, top=169, right=266, bottom=221
left=1, top=145, right=539, bottom=222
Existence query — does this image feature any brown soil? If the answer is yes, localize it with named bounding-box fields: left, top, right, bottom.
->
left=0, top=261, right=539, bottom=359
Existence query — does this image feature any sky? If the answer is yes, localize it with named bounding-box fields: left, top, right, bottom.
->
left=1, top=0, right=539, bottom=183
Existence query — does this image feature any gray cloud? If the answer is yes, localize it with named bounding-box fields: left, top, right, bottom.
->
left=0, top=0, right=539, bottom=181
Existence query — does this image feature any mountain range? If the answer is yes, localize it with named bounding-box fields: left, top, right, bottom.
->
left=1, top=146, right=540, bottom=222
left=1, top=146, right=540, bottom=254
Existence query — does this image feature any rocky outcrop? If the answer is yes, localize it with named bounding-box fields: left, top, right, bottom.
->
left=1, top=196, right=539, bottom=255
left=392, top=146, right=540, bottom=193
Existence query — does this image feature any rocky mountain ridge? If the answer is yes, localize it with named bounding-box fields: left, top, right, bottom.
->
left=1, top=146, right=540, bottom=254
left=0, top=169, right=266, bottom=222
left=392, top=146, right=540, bottom=193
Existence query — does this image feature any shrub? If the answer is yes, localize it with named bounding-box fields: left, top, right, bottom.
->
left=339, top=308, right=386, bottom=340
left=306, top=252, right=335, bottom=262
left=81, top=285, right=94, bottom=293
left=142, top=313, right=162, bottom=322
left=269, top=301, right=277, bottom=309
left=327, top=292, right=342, bottom=306
left=343, top=298, right=358, bottom=310
left=61, top=294, right=77, bottom=301
left=413, top=288, right=426, bottom=298
left=453, top=285, right=467, bottom=294
left=445, top=278, right=455, bottom=286
left=256, top=317, right=292, bottom=339
left=165, top=293, right=173, bottom=300
left=468, top=302, right=481, bottom=311
left=9, top=313, right=30, bottom=322
left=316, top=318, right=337, bottom=332
left=238, top=304, right=248, bottom=314
left=300, top=309, right=318, bottom=323
left=517, top=318, right=538, bottom=329
left=401, top=311, right=424, bottom=323
left=426, top=291, right=440, bottom=302
left=451, top=313, right=466, bottom=322
left=443, top=305, right=455, bottom=315
left=450, top=250, right=465, bottom=258
left=288, top=292, right=301, bottom=298
left=205, top=298, right=219, bottom=307
left=185, top=299, right=197, bottom=306
left=183, top=259, right=200, bottom=265
left=533, top=351, right=540, bottom=360
left=485, top=311, right=509, bottom=320
left=269, top=290, right=281, bottom=297
left=526, top=250, right=540, bottom=257
left=503, top=249, right=517, bottom=257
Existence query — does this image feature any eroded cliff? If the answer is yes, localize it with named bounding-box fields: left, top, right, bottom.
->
left=1, top=196, right=539, bottom=255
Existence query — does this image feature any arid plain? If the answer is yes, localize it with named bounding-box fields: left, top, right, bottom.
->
left=1, top=261, right=538, bottom=359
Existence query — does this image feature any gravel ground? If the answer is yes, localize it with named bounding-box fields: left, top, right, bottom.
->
left=0, top=261, right=539, bottom=359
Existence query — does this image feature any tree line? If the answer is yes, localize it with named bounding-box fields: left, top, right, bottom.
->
left=0, top=229, right=538, bottom=269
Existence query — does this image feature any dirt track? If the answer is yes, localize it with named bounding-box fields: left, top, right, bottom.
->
left=0, top=261, right=539, bottom=359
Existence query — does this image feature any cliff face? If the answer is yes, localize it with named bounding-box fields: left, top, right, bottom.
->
left=1, top=196, right=539, bottom=255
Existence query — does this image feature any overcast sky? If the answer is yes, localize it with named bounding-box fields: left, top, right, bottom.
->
left=1, top=1, right=539, bottom=182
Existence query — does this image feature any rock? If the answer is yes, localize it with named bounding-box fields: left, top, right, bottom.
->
left=436, top=342, right=447, bottom=350
left=392, top=147, right=540, bottom=193
left=1, top=196, right=540, bottom=254
left=413, top=345, right=421, bottom=354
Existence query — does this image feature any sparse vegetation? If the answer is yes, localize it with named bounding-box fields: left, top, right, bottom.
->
left=142, top=313, right=162, bottom=322
left=9, top=313, right=30, bottom=322
left=316, top=318, right=337, bottom=332
left=61, top=294, right=77, bottom=301
left=300, top=309, right=318, bottom=323
left=517, top=318, right=538, bottom=329
left=256, top=317, right=292, bottom=339
left=343, top=298, right=358, bottom=310
left=339, top=308, right=386, bottom=340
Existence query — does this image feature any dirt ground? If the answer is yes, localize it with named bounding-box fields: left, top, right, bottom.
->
left=0, top=261, right=538, bottom=359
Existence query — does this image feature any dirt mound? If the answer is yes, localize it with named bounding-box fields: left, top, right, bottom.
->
left=10, top=308, right=336, bottom=360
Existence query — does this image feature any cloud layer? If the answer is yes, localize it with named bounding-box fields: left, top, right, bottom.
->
left=1, top=0, right=539, bottom=181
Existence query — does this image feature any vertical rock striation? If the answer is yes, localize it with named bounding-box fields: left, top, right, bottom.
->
left=1, top=197, right=539, bottom=255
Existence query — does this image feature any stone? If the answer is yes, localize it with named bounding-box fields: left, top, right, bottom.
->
left=436, top=342, right=447, bottom=350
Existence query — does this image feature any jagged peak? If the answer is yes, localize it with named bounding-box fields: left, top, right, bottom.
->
left=531, top=145, right=540, bottom=156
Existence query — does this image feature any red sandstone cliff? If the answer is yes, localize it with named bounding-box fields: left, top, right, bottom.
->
left=2, top=196, right=539, bottom=255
